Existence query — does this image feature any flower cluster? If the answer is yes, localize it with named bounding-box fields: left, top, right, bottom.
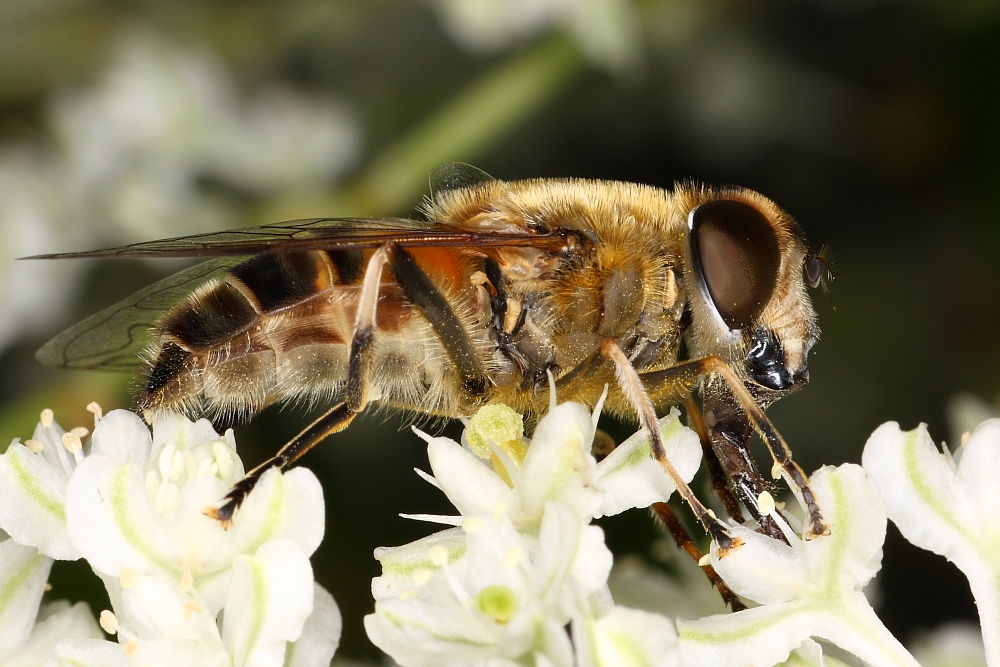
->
left=0, top=25, right=361, bottom=355
left=0, top=407, right=338, bottom=667
left=366, top=397, right=703, bottom=666
left=429, top=0, right=642, bottom=74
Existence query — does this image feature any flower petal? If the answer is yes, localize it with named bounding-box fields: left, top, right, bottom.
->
left=65, top=454, right=169, bottom=577
left=575, top=606, right=679, bottom=667
left=284, top=583, right=341, bottom=667
left=595, top=409, right=701, bottom=518
left=518, top=402, right=601, bottom=522
left=426, top=435, right=516, bottom=518
left=48, top=638, right=127, bottom=667
left=863, top=421, right=1000, bottom=665
left=7, top=601, right=102, bottom=666
left=371, top=528, right=466, bottom=600
left=90, top=410, right=152, bottom=466
left=862, top=422, right=979, bottom=565
left=227, top=467, right=325, bottom=560
left=678, top=601, right=814, bottom=667
left=222, top=540, right=315, bottom=667
left=0, top=444, right=79, bottom=559
left=0, top=540, right=52, bottom=661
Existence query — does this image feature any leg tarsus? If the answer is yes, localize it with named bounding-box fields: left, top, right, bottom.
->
left=206, top=402, right=358, bottom=526
left=651, top=502, right=746, bottom=612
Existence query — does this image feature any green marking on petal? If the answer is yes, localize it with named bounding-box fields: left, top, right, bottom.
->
left=0, top=552, right=44, bottom=615
left=476, top=584, right=518, bottom=624
left=679, top=605, right=804, bottom=644
left=109, top=466, right=171, bottom=570
left=604, top=629, right=652, bottom=667
left=602, top=419, right=683, bottom=475
left=244, top=473, right=288, bottom=555
left=380, top=545, right=466, bottom=576
left=901, top=430, right=977, bottom=544
left=244, top=558, right=268, bottom=660
left=379, top=609, right=494, bottom=646
left=7, top=450, right=65, bottom=522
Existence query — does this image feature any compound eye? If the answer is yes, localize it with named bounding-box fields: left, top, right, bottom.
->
left=690, top=199, right=781, bottom=330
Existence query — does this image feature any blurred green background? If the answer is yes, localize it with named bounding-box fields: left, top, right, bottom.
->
left=1, top=0, right=998, bottom=659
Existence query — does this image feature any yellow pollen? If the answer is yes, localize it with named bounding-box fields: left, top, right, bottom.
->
left=504, top=545, right=523, bottom=570
left=178, top=571, right=194, bottom=593
left=24, top=439, right=44, bottom=453
left=757, top=491, right=776, bottom=515
left=429, top=545, right=448, bottom=567
left=61, top=433, right=82, bottom=453
left=183, top=600, right=203, bottom=620
left=99, top=610, right=119, bottom=635
left=119, top=566, right=137, bottom=589
left=410, top=568, right=433, bottom=587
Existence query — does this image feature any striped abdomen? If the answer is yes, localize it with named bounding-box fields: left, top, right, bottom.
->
left=141, top=248, right=488, bottom=421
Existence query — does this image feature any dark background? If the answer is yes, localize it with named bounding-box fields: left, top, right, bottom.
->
left=2, top=0, right=997, bottom=658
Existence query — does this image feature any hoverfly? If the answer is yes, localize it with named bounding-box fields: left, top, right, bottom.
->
left=31, top=163, right=831, bottom=566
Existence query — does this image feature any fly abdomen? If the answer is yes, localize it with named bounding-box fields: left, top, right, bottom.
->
left=142, top=250, right=353, bottom=420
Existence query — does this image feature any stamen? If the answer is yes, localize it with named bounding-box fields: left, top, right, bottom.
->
left=772, top=462, right=783, bottom=480
left=212, top=442, right=233, bottom=480
left=698, top=554, right=711, bottom=567
left=757, top=491, right=776, bottom=516
left=410, top=568, right=433, bottom=587
left=122, top=639, right=139, bottom=657
left=504, top=545, right=523, bottom=570
left=70, top=427, right=89, bottom=439
left=61, top=433, right=83, bottom=454
left=119, top=566, right=137, bottom=589
left=463, top=517, right=484, bottom=533
left=24, top=439, right=44, bottom=453
left=182, top=600, right=202, bottom=620
left=144, top=470, right=160, bottom=499
left=429, top=545, right=449, bottom=568
left=158, top=445, right=176, bottom=479
left=178, top=571, right=194, bottom=593
left=40, top=409, right=53, bottom=429
left=99, top=610, right=119, bottom=635
left=86, top=402, right=103, bottom=422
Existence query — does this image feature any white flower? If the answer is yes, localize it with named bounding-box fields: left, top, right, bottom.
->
left=366, top=400, right=693, bottom=666
left=417, top=402, right=701, bottom=530
left=677, top=464, right=919, bottom=667
left=48, top=542, right=340, bottom=667
left=910, top=623, right=987, bottom=667
left=51, top=27, right=361, bottom=240
left=65, top=410, right=325, bottom=613
left=0, top=536, right=103, bottom=665
left=366, top=501, right=611, bottom=667
left=0, top=408, right=93, bottom=559
left=572, top=605, right=679, bottom=667
left=430, top=0, right=642, bottom=74
left=863, top=420, right=1000, bottom=667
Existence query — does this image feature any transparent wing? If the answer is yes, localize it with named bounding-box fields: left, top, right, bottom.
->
left=36, top=257, right=245, bottom=370
left=32, top=217, right=568, bottom=370
left=23, top=217, right=554, bottom=260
